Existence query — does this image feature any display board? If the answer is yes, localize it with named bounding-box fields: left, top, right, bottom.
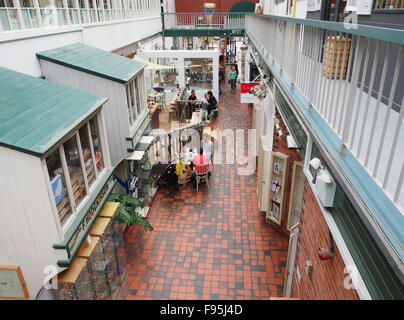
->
left=0, top=266, right=29, bottom=299
left=266, top=152, right=289, bottom=225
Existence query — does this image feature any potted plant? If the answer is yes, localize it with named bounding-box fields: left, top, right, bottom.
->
left=107, top=193, right=153, bottom=232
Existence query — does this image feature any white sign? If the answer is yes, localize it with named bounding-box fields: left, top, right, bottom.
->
left=241, top=93, right=260, bottom=104
left=307, top=0, right=321, bottom=11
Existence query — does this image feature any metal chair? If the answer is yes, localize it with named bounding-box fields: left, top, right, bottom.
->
left=194, top=163, right=210, bottom=192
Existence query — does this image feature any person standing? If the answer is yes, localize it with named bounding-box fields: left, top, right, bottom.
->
left=188, top=89, right=198, bottom=111
left=229, top=65, right=237, bottom=93
left=218, top=64, right=225, bottom=95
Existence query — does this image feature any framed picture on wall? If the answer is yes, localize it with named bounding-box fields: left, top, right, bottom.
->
left=274, top=162, right=281, bottom=174
left=271, top=202, right=280, bottom=222
left=0, top=266, right=29, bottom=299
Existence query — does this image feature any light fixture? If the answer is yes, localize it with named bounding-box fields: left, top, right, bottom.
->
left=309, top=157, right=323, bottom=184
left=287, top=135, right=300, bottom=150
left=309, top=157, right=322, bottom=171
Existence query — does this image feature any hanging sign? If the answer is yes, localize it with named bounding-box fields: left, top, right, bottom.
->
left=240, top=82, right=260, bottom=104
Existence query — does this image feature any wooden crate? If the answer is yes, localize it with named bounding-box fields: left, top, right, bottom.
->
left=323, top=36, right=351, bottom=79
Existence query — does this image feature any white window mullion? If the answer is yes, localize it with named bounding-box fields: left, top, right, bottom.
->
left=132, top=81, right=138, bottom=120
left=62, top=0, right=71, bottom=24
left=33, top=0, right=43, bottom=27
left=73, top=0, right=81, bottom=23
left=87, top=122, right=99, bottom=179
left=97, top=112, right=110, bottom=168
left=75, top=132, right=90, bottom=193
left=12, top=0, right=25, bottom=29
left=59, top=145, right=76, bottom=212
left=49, top=0, right=58, bottom=26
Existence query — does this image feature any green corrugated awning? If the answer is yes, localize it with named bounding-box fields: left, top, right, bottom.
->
left=36, top=43, right=147, bottom=84
left=0, top=67, right=108, bottom=157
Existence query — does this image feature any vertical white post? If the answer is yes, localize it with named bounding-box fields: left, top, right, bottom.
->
left=33, top=0, right=43, bottom=27
left=12, top=0, right=25, bottom=29
left=340, top=36, right=362, bottom=153
left=62, top=0, right=71, bottom=24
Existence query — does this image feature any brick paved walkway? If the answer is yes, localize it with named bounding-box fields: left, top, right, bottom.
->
left=118, top=76, right=289, bottom=300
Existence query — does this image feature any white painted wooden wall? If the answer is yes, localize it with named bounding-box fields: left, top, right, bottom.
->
left=39, top=60, right=132, bottom=168
left=0, top=147, right=66, bottom=300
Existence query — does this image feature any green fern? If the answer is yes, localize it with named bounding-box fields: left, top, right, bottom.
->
left=107, top=193, right=153, bottom=232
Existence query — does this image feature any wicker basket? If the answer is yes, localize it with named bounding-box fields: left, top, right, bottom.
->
left=323, top=36, right=351, bottom=79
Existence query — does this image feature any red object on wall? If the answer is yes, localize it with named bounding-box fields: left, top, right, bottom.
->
left=175, top=0, right=259, bottom=13
left=240, top=82, right=259, bottom=93
left=318, top=248, right=332, bottom=261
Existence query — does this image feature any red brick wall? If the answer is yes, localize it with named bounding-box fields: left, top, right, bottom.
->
left=175, top=0, right=259, bottom=13
left=290, top=183, right=360, bottom=300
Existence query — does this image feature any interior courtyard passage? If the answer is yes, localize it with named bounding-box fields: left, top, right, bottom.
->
left=118, top=76, right=289, bottom=300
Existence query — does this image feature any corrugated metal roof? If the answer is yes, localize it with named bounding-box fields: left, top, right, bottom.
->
left=0, top=67, right=108, bottom=157
left=37, top=43, right=146, bottom=84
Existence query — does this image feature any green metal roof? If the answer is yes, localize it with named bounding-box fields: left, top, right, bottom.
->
left=0, top=67, right=108, bottom=157
left=36, top=43, right=146, bottom=84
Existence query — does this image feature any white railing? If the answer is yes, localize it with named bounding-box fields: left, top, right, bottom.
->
left=0, top=0, right=160, bottom=32
left=246, top=14, right=404, bottom=211
left=163, top=13, right=246, bottom=30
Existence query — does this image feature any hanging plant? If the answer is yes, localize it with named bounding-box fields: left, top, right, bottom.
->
left=107, top=193, right=153, bottom=232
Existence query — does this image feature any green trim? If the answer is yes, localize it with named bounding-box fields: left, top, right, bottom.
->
left=53, top=168, right=115, bottom=250
left=163, top=29, right=245, bottom=37
left=246, top=13, right=404, bottom=46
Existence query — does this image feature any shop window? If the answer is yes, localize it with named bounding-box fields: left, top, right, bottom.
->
left=20, top=0, right=39, bottom=28
left=287, top=162, right=305, bottom=231
left=46, top=148, right=73, bottom=225
left=134, top=77, right=143, bottom=116
left=374, top=0, right=404, bottom=9
left=64, top=135, right=87, bottom=207
left=78, top=125, right=96, bottom=187
left=185, top=58, right=213, bottom=91
left=89, top=116, right=104, bottom=173
left=148, top=58, right=179, bottom=92
left=126, top=81, right=137, bottom=125
left=275, top=87, right=307, bottom=159
left=0, top=0, right=20, bottom=30
left=45, top=114, right=106, bottom=229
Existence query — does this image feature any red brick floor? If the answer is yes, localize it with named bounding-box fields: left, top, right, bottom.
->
left=118, top=76, right=289, bottom=300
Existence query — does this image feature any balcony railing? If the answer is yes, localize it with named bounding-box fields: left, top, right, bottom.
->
left=0, top=6, right=160, bottom=32
left=163, top=12, right=246, bottom=30
left=245, top=14, right=404, bottom=213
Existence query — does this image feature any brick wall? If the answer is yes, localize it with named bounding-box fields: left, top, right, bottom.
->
left=175, top=0, right=259, bottom=13
left=290, top=183, right=360, bottom=300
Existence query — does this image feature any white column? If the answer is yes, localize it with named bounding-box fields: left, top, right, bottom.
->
left=74, top=0, right=81, bottom=23
left=178, top=56, right=185, bottom=90
left=49, top=0, right=58, bottom=26
left=62, top=0, right=71, bottom=24
left=212, top=52, right=219, bottom=99
left=12, top=0, right=25, bottom=29
left=33, top=0, right=43, bottom=27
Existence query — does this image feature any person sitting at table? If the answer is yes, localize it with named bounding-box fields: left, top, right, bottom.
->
left=205, top=90, right=217, bottom=118
left=192, top=147, right=210, bottom=188
left=188, top=89, right=198, bottom=112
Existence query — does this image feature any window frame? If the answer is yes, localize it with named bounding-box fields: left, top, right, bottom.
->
left=42, top=111, right=108, bottom=234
